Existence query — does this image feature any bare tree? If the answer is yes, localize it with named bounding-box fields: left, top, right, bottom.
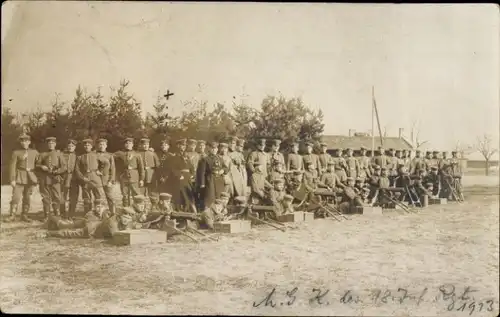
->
left=453, top=140, right=474, bottom=158
left=475, top=134, right=498, bottom=176
left=409, top=119, right=428, bottom=149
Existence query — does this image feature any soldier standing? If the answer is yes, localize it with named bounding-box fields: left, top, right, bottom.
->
left=186, top=139, right=201, bottom=177
left=246, top=138, right=269, bottom=178
left=409, top=149, right=427, bottom=175
left=372, top=146, right=388, bottom=169
left=95, top=138, right=116, bottom=215
left=155, top=138, right=173, bottom=196
left=6, top=134, right=39, bottom=222
left=357, top=146, right=372, bottom=179
left=429, top=151, right=440, bottom=171
left=286, top=141, right=304, bottom=172
left=219, top=142, right=234, bottom=197
left=61, top=139, right=79, bottom=219
left=197, top=141, right=226, bottom=209
left=249, top=161, right=273, bottom=205
left=229, top=138, right=248, bottom=197
left=269, top=139, right=285, bottom=172
left=268, top=159, right=286, bottom=183
left=171, top=139, right=196, bottom=213
left=319, top=161, right=345, bottom=191
left=387, top=148, right=399, bottom=186
left=114, top=138, right=145, bottom=207
left=302, top=141, right=320, bottom=176
left=303, top=161, right=320, bottom=193
left=424, top=151, right=433, bottom=172
left=317, top=142, right=332, bottom=176
left=197, top=140, right=207, bottom=159
left=332, top=148, right=348, bottom=183
left=36, top=137, right=67, bottom=219
left=440, top=151, right=450, bottom=171
left=345, top=148, right=360, bottom=179
left=75, top=139, right=106, bottom=213
left=138, top=138, right=160, bottom=209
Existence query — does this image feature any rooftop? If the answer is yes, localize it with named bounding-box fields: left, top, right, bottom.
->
left=321, top=134, right=413, bottom=151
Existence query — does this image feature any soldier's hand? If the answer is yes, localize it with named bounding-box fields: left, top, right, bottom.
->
left=139, top=213, right=147, bottom=222
left=107, top=182, right=113, bottom=187
left=160, top=177, right=165, bottom=183
left=96, top=171, right=103, bottom=176
left=83, top=177, right=90, bottom=183
left=200, top=185, right=205, bottom=189
left=10, top=181, right=16, bottom=187
left=139, top=181, right=144, bottom=187
left=41, top=166, right=49, bottom=172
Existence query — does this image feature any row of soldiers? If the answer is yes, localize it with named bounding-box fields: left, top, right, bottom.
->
left=5, top=133, right=463, bottom=223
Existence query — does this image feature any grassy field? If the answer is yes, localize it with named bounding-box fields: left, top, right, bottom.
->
left=0, top=175, right=498, bottom=316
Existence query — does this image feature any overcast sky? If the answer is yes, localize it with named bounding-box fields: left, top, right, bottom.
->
left=2, top=2, right=498, bottom=150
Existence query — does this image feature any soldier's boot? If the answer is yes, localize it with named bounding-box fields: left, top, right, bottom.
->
left=20, top=205, right=33, bottom=223
left=4, top=204, right=18, bottom=222
left=42, top=203, right=50, bottom=222
left=83, top=199, right=92, bottom=213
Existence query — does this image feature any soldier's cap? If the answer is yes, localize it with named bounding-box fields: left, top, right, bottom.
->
left=304, top=160, right=314, bottom=166
left=432, top=151, right=439, bottom=154
left=219, top=142, right=229, bottom=148
left=18, top=133, right=31, bottom=141
left=273, top=139, right=281, bottom=145
left=416, top=149, right=421, bottom=153
left=229, top=136, right=239, bottom=142
left=160, top=137, right=171, bottom=144
left=273, top=179, right=285, bottom=184
left=209, top=141, right=219, bottom=148
left=197, top=140, right=206, bottom=145
left=417, top=168, right=426, bottom=173
left=291, top=141, right=299, bottom=146
left=451, top=150, right=457, bottom=154
left=215, top=198, right=224, bottom=204
left=389, top=148, right=395, bottom=151
left=426, top=182, right=434, bottom=187
left=362, top=187, right=371, bottom=192
left=94, top=198, right=105, bottom=205
left=360, top=146, right=367, bottom=150
left=257, top=138, right=266, bottom=145
left=68, top=139, right=77, bottom=145
left=355, top=177, right=364, bottom=182
left=133, top=195, right=146, bottom=203
left=374, top=165, right=381, bottom=170
left=176, top=138, right=187, bottom=145
left=187, top=139, right=197, bottom=145
left=46, top=137, right=57, bottom=142
left=346, top=177, right=354, bottom=181
left=159, top=193, right=172, bottom=200
left=320, top=142, right=328, bottom=147
left=305, top=141, right=314, bottom=147
left=220, top=192, right=230, bottom=199
left=431, top=166, right=438, bottom=170
left=272, top=159, right=283, bottom=165
left=119, top=207, right=136, bottom=216
left=425, top=151, right=431, bottom=154
left=124, top=137, right=134, bottom=143
left=378, top=146, right=384, bottom=150
left=97, top=138, right=108, bottom=144
left=336, top=148, right=343, bottom=151
left=140, top=138, right=150, bottom=143
left=395, top=149, right=401, bottom=152
left=346, top=147, right=353, bottom=151
left=293, top=170, right=304, bottom=175
left=283, top=194, right=294, bottom=201
left=380, top=167, right=387, bottom=171
left=442, top=151, right=448, bottom=154
left=82, top=138, right=93, bottom=144
left=234, top=196, right=247, bottom=204
left=397, top=162, right=405, bottom=166
left=237, top=139, right=245, bottom=146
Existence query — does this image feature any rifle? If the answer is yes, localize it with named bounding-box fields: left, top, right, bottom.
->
left=379, top=191, right=413, bottom=213
left=162, top=221, right=200, bottom=243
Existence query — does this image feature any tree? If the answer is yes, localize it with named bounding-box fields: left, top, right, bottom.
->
left=144, top=93, right=180, bottom=147
left=475, top=134, right=498, bottom=176
left=453, top=140, right=474, bottom=159
left=409, top=119, right=428, bottom=149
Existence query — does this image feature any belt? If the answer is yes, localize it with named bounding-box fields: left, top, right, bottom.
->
left=127, top=167, right=138, bottom=170
left=85, top=169, right=98, bottom=173
left=145, top=167, right=154, bottom=170
left=18, top=167, right=33, bottom=171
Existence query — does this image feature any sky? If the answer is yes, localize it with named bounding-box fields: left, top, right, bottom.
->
left=2, top=2, right=499, bottom=151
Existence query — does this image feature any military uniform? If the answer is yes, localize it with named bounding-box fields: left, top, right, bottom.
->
left=201, top=198, right=227, bottom=229
left=303, top=163, right=320, bottom=192
left=318, top=149, right=332, bottom=176
left=247, top=139, right=270, bottom=178
left=219, top=142, right=234, bottom=197
left=338, top=179, right=363, bottom=214
left=7, top=134, right=39, bottom=222
left=344, top=149, right=360, bottom=179
left=138, top=138, right=160, bottom=208
left=197, top=142, right=226, bottom=209
left=372, top=149, right=389, bottom=169
left=113, top=138, right=145, bottom=207
left=36, top=137, right=67, bottom=217
left=170, top=139, right=196, bottom=213
left=319, top=165, right=344, bottom=191
left=424, top=167, right=441, bottom=197
left=302, top=142, right=320, bottom=175
left=410, top=151, right=427, bottom=175
left=357, top=147, right=372, bottom=178
left=286, top=142, right=304, bottom=172
left=269, top=179, right=286, bottom=205
left=229, top=139, right=248, bottom=197
left=61, top=140, right=79, bottom=218
left=95, top=139, right=116, bottom=214
left=75, top=139, right=106, bottom=212
left=186, top=139, right=201, bottom=176
left=428, top=152, right=441, bottom=171
left=268, top=139, right=286, bottom=171
left=249, top=162, right=273, bottom=205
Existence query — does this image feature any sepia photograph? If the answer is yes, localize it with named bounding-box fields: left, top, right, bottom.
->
left=1, top=1, right=499, bottom=315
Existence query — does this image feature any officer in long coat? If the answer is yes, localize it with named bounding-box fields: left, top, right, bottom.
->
left=36, top=137, right=67, bottom=219
left=229, top=138, right=248, bottom=197
left=6, top=133, right=39, bottom=222
left=138, top=138, right=160, bottom=209
left=219, top=142, right=234, bottom=197
left=357, top=146, right=372, bottom=179
left=96, top=138, right=116, bottom=215
left=113, top=138, right=145, bottom=207
left=286, top=141, right=304, bottom=172
left=155, top=138, right=175, bottom=197
left=61, top=139, right=79, bottom=219
left=197, top=141, right=226, bottom=210
left=75, top=139, right=106, bottom=213
left=246, top=138, right=269, bottom=178
left=171, top=139, right=196, bottom=213
left=317, top=142, right=332, bottom=176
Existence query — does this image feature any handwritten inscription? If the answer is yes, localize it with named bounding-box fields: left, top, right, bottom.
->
left=253, top=284, right=496, bottom=314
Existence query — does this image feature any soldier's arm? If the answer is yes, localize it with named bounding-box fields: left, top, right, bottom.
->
left=285, top=154, right=292, bottom=171
left=137, top=154, right=145, bottom=182
left=246, top=152, right=256, bottom=173
left=250, top=177, right=266, bottom=199
left=48, top=228, right=87, bottom=239
left=196, top=158, right=206, bottom=187
left=54, top=152, right=68, bottom=175
left=74, top=156, right=86, bottom=181
left=9, top=152, right=18, bottom=183
left=109, top=154, right=116, bottom=183
left=35, top=153, right=45, bottom=171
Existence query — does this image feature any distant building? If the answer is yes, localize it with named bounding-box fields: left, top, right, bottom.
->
left=465, top=151, right=499, bottom=170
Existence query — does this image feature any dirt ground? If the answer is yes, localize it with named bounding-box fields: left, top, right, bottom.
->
left=0, top=175, right=499, bottom=316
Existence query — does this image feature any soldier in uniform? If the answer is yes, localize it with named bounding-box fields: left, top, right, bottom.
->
left=186, top=139, right=201, bottom=177
left=137, top=193, right=174, bottom=229
left=46, top=198, right=107, bottom=233
left=228, top=136, right=239, bottom=153
left=345, top=148, right=360, bottom=179
left=424, top=166, right=441, bottom=197
left=302, top=141, right=320, bottom=176
left=75, top=139, right=106, bottom=213
left=429, top=151, right=440, bottom=171
left=338, top=177, right=364, bottom=214
left=449, top=151, right=463, bottom=199
left=269, top=178, right=286, bottom=204
left=95, top=138, right=116, bottom=215
left=440, top=151, right=450, bottom=171
left=156, top=138, right=174, bottom=197
left=61, top=139, right=79, bottom=219
left=387, top=148, right=399, bottom=187
left=332, top=148, right=348, bottom=183
left=218, top=142, right=234, bottom=197
left=171, top=139, right=196, bottom=213
left=249, top=161, right=273, bottom=205
left=402, top=149, right=412, bottom=171
left=319, top=161, right=345, bottom=192
left=36, top=137, right=67, bottom=219
left=372, top=146, right=388, bottom=169
left=6, top=133, right=39, bottom=222
left=303, top=161, right=320, bottom=195
left=268, top=159, right=286, bottom=183
left=230, top=138, right=248, bottom=197
left=410, top=149, right=427, bottom=175
left=367, top=165, right=382, bottom=201
left=269, top=139, right=285, bottom=168
left=247, top=138, right=269, bottom=178
left=286, top=141, right=304, bottom=172
left=197, top=141, right=226, bottom=209
left=200, top=198, right=227, bottom=230
left=424, top=151, right=433, bottom=172
left=131, top=194, right=147, bottom=216
left=357, top=146, right=372, bottom=179
left=137, top=138, right=160, bottom=209
left=114, top=138, right=145, bottom=207
left=317, top=142, right=332, bottom=176
left=197, top=140, right=207, bottom=158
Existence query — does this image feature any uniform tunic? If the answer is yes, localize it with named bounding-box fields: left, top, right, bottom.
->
left=138, top=150, right=160, bottom=204
left=357, top=155, right=372, bottom=178
left=75, top=151, right=105, bottom=210
left=170, top=152, right=196, bottom=212
left=36, top=149, right=67, bottom=215
left=372, top=155, right=388, bottom=168
left=410, top=158, right=427, bottom=175
left=197, top=153, right=227, bottom=209
left=229, top=151, right=248, bottom=197
left=114, top=150, right=144, bottom=206
left=247, top=150, right=269, bottom=177
left=302, top=153, right=320, bottom=175
left=286, top=152, right=304, bottom=171
left=317, top=152, right=333, bottom=174
left=61, top=151, right=79, bottom=216
left=250, top=171, right=272, bottom=205
left=219, top=153, right=234, bottom=196
left=9, top=148, right=39, bottom=213
left=345, top=156, right=360, bottom=179
left=96, top=151, right=116, bottom=212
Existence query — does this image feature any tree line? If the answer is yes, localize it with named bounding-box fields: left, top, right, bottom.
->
left=1, top=80, right=325, bottom=184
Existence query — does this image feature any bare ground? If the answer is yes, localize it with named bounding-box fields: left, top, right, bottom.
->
left=0, top=175, right=499, bottom=316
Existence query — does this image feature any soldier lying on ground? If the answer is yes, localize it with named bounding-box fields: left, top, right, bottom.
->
left=137, top=193, right=174, bottom=229
left=200, top=198, right=228, bottom=230
left=338, top=177, right=364, bottom=214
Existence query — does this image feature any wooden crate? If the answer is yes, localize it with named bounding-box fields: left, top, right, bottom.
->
left=277, top=212, right=305, bottom=223
left=112, top=229, right=168, bottom=246
left=349, top=206, right=364, bottom=214
left=362, top=206, right=383, bottom=215
left=303, top=212, right=315, bottom=222
left=214, top=220, right=251, bottom=233
left=430, top=198, right=447, bottom=205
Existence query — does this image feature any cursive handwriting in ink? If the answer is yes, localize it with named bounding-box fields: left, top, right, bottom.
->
left=286, top=287, right=299, bottom=306
left=340, top=290, right=362, bottom=304
left=253, top=287, right=277, bottom=308
left=309, top=288, right=330, bottom=305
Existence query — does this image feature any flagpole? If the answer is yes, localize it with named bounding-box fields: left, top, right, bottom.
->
left=371, top=86, right=375, bottom=157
